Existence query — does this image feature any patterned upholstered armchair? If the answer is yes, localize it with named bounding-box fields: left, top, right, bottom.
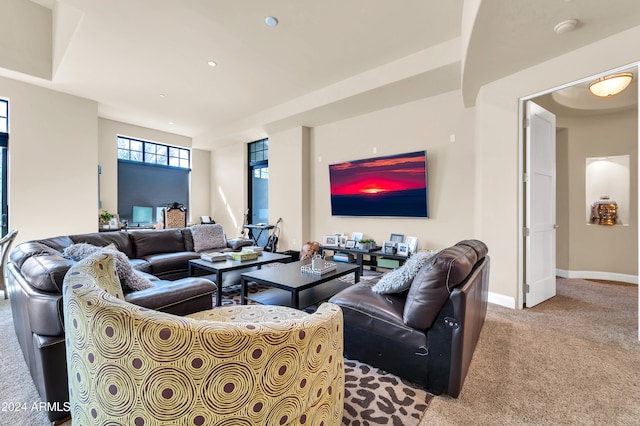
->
left=63, top=253, right=344, bottom=425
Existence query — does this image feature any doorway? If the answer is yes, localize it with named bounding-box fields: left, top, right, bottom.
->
left=520, top=64, right=639, bottom=337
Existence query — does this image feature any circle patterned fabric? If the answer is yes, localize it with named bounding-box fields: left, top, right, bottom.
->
left=64, top=253, right=344, bottom=425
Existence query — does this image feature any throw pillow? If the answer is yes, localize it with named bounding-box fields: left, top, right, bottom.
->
left=62, top=243, right=154, bottom=292
left=371, top=251, right=436, bottom=294
left=191, top=224, right=226, bottom=252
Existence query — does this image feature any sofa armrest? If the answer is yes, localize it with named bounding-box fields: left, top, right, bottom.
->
left=427, top=255, right=489, bottom=397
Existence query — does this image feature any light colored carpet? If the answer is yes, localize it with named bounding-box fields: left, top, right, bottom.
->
left=420, top=278, right=639, bottom=426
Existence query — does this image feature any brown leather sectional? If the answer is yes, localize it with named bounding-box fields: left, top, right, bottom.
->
left=329, top=239, right=490, bottom=397
left=6, top=228, right=237, bottom=422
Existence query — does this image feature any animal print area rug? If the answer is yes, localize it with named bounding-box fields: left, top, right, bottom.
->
left=343, top=359, right=432, bottom=425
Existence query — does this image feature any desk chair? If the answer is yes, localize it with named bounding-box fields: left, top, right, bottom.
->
left=0, top=229, right=18, bottom=299
left=163, top=207, right=187, bottom=228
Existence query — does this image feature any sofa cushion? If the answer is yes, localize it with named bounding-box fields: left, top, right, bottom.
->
left=329, top=282, right=426, bottom=348
left=190, top=224, right=226, bottom=252
left=63, top=243, right=154, bottom=292
left=129, top=229, right=186, bottom=257
left=371, top=251, right=436, bottom=294
left=69, top=231, right=135, bottom=259
left=141, top=251, right=201, bottom=278
left=403, top=244, right=478, bottom=330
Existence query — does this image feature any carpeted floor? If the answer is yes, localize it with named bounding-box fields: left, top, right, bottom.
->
left=2, top=277, right=637, bottom=425
left=420, top=278, right=640, bottom=425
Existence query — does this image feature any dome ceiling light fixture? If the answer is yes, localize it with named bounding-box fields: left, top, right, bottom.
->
left=589, top=73, right=634, bottom=97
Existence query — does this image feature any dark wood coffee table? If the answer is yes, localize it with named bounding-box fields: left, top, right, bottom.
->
left=189, top=251, right=291, bottom=306
left=240, top=260, right=360, bottom=309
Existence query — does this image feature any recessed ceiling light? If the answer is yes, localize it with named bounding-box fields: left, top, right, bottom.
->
left=554, top=19, right=578, bottom=34
left=169, top=122, right=175, bottom=125
left=159, top=94, right=166, bottom=98
left=265, top=16, right=278, bottom=27
left=207, top=60, right=217, bottom=67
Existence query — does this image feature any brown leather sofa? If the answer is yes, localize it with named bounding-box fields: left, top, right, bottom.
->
left=7, top=227, right=249, bottom=422
left=329, top=239, right=489, bottom=397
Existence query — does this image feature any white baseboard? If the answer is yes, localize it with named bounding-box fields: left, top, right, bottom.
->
left=556, top=269, right=638, bottom=285
left=488, top=292, right=516, bottom=309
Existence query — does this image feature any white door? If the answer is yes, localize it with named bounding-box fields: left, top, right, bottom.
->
left=525, top=101, right=557, bottom=307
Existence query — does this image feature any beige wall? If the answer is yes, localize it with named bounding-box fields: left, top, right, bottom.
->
left=98, top=118, right=209, bottom=224
left=309, top=90, right=476, bottom=252
left=1, top=76, right=98, bottom=244
left=210, top=142, right=247, bottom=238
left=269, top=127, right=311, bottom=251
left=556, top=128, right=570, bottom=269
left=556, top=109, right=638, bottom=276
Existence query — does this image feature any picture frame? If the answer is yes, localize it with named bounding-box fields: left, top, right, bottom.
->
left=323, top=235, right=339, bottom=246
left=397, top=242, right=409, bottom=256
left=345, top=239, right=356, bottom=249
left=339, top=235, right=348, bottom=247
left=351, top=232, right=363, bottom=242
left=390, top=233, right=404, bottom=243
left=108, top=215, right=120, bottom=230
left=406, top=236, right=418, bottom=253
left=382, top=240, right=397, bottom=255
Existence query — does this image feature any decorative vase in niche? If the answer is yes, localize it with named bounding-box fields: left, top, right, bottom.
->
left=590, top=196, right=618, bottom=225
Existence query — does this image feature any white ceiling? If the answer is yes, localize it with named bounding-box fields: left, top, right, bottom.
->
left=4, top=0, right=640, bottom=149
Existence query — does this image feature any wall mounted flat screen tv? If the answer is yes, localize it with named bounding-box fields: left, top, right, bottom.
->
left=329, top=150, right=428, bottom=217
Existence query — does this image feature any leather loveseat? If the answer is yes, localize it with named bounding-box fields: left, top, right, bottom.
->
left=7, top=225, right=250, bottom=422
left=329, top=239, right=489, bottom=398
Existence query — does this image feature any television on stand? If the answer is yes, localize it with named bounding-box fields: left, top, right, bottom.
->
left=131, top=205, right=154, bottom=227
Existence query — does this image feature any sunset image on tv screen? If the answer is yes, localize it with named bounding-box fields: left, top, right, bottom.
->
left=329, top=150, right=428, bottom=217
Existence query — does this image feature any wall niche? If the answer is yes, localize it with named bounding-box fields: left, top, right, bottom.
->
left=585, top=154, right=629, bottom=225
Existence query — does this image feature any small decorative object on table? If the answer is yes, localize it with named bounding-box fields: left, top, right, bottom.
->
left=390, top=233, right=405, bottom=243
left=323, top=234, right=339, bottom=246
left=406, top=236, right=418, bottom=254
left=397, top=243, right=409, bottom=256
left=242, top=246, right=264, bottom=254
left=200, top=252, right=227, bottom=262
left=229, top=251, right=259, bottom=261
left=301, top=261, right=337, bottom=275
left=383, top=240, right=397, bottom=254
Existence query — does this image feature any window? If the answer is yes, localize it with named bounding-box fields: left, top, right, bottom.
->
left=248, top=139, right=269, bottom=246
left=117, top=136, right=190, bottom=169
left=249, top=138, right=268, bottom=162
left=0, top=100, right=7, bottom=134
left=117, top=135, right=190, bottom=226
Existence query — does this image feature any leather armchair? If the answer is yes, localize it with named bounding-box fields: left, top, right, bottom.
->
left=64, top=252, right=344, bottom=425
left=330, top=239, right=489, bottom=397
